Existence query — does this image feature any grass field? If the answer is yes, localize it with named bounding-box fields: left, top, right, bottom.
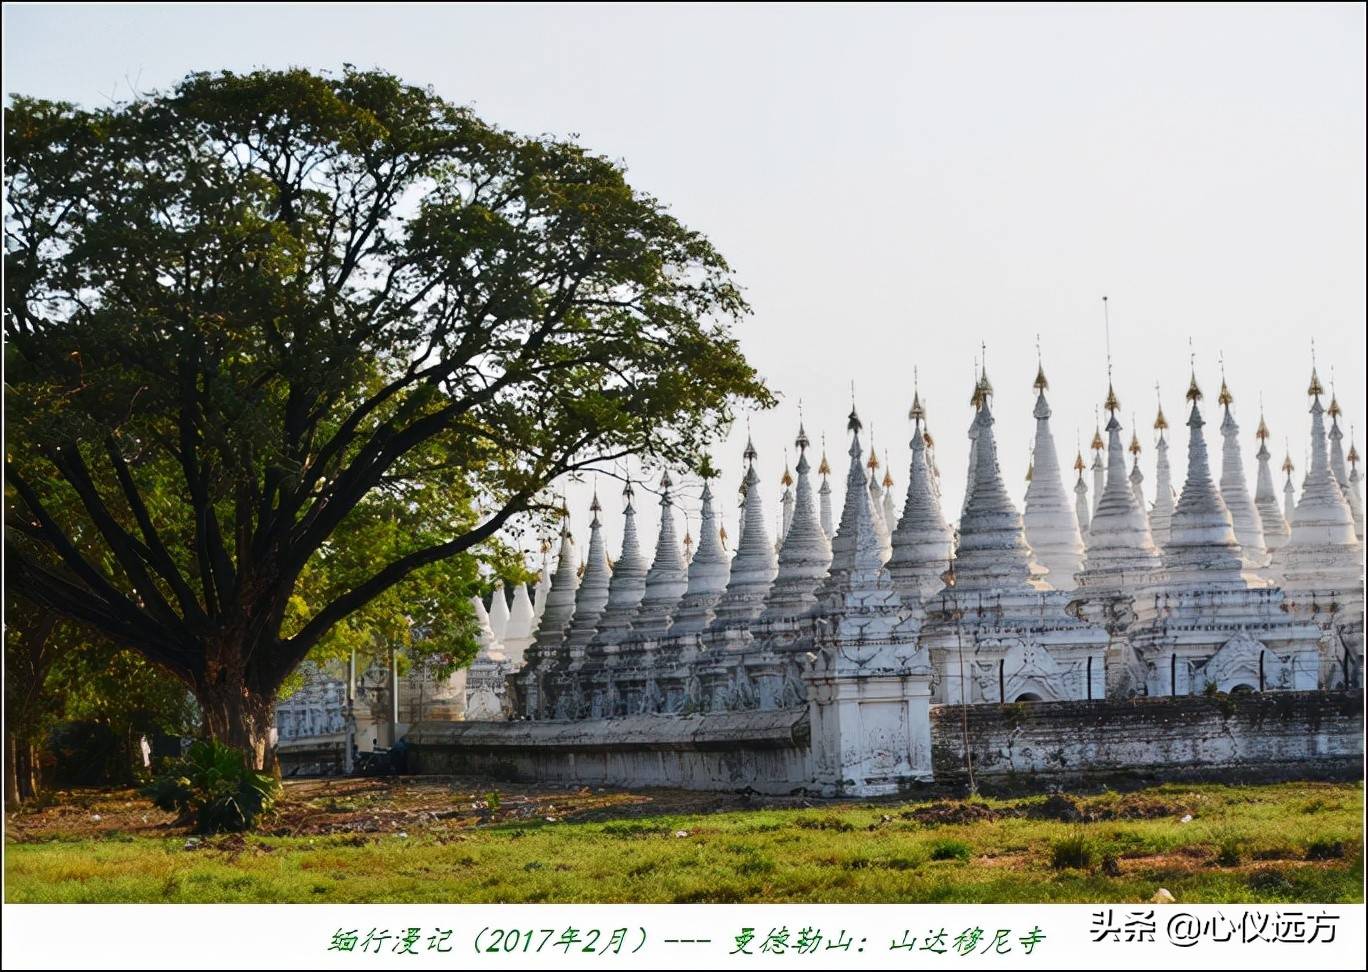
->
left=4, top=777, right=1362, bottom=903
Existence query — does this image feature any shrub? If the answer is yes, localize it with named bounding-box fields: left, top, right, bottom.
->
left=141, top=740, right=279, bottom=834
left=1050, top=831, right=1094, bottom=870
left=929, top=839, right=972, bottom=862
left=1305, top=839, right=1347, bottom=860
left=1214, top=829, right=1244, bottom=867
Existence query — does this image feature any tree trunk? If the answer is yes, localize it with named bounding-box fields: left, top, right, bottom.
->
left=197, top=682, right=279, bottom=773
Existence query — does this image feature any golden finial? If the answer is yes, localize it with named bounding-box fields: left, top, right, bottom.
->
left=718, top=524, right=729, bottom=549
left=1090, top=414, right=1104, bottom=452
left=1328, top=395, right=1342, bottom=419
left=1025, top=446, right=1034, bottom=482
left=866, top=435, right=879, bottom=471
left=970, top=356, right=983, bottom=409
left=1074, top=449, right=1086, bottom=473
left=1347, top=440, right=1359, bottom=467
left=1033, top=334, right=1048, bottom=392
left=923, top=430, right=935, bottom=449
left=1282, top=452, right=1295, bottom=475
left=1308, top=339, right=1324, bottom=398
left=882, top=450, right=894, bottom=488
left=780, top=463, right=793, bottom=487
left=1104, top=383, right=1120, bottom=415
left=979, top=342, right=993, bottom=400
left=1153, top=382, right=1168, bottom=432
left=817, top=432, right=831, bottom=477
left=1186, top=338, right=1202, bottom=402
left=1217, top=352, right=1232, bottom=407
left=1129, top=428, right=1142, bottom=456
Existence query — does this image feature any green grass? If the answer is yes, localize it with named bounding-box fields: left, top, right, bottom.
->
left=5, top=780, right=1361, bottom=903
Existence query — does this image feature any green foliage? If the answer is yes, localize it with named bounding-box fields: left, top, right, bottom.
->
left=5, top=66, right=771, bottom=746
left=141, top=740, right=280, bottom=834
left=1050, top=830, right=1095, bottom=870
left=1211, top=826, right=1244, bottom=867
left=929, top=838, right=972, bottom=862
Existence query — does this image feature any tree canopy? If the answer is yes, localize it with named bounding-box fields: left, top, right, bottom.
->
left=4, top=66, right=771, bottom=764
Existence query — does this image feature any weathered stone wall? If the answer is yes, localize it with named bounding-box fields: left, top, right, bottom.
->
left=931, top=690, right=1363, bottom=785
left=406, top=710, right=815, bottom=794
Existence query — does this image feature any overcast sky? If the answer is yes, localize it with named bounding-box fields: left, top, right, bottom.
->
left=5, top=3, right=1364, bottom=570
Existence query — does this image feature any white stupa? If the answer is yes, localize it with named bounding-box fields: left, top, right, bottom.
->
left=1149, top=399, right=1176, bottom=547
left=887, top=389, right=955, bottom=605
left=629, top=473, right=691, bottom=639
left=1022, top=361, right=1085, bottom=590
left=761, top=421, right=833, bottom=620
left=1216, top=375, right=1269, bottom=574
left=1253, top=411, right=1291, bottom=559
left=667, top=479, right=733, bottom=637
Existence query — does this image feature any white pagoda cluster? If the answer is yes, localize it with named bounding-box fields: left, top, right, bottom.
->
left=510, top=354, right=1362, bottom=740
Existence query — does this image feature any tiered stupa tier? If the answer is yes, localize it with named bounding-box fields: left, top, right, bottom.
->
left=628, top=474, right=691, bottom=639
left=1075, top=383, right=1162, bottom=604
left=1216, top=377, right=1269, bottom=573
left=560, top=492, right=613, bottom=657
left=586, top=481, right=650, bottom=652
left=1022, top=362, right=1085, bottom=590
left=666, top=480, right=733, bottom=638
left=886, top=390, right=954, bottom=604
left=865, top=441, right=893, bottom=561
left=707, top=437, right=779, bottom=632
left=1131, top=377, right=1322, bottom=695
left=760, top=422, right=833, bottom=621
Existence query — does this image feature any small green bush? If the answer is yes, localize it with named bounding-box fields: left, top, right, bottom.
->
left=141, top=740, right=279, bottom=834
left=1050, top=831, right=1094, bottom=870
left=929, top=839, right=972, bottom=862
left=1214, top=830, right=1244, bottom=867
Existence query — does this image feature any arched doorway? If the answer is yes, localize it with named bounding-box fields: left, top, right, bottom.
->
left=1014, top=692, right=1043, bottom=702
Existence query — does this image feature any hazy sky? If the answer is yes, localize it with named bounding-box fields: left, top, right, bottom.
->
left=5, top=3, right=1364, bottom=567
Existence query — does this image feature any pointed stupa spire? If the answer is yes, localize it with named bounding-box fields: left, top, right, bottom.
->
left=1128, top=420, right=1146, bottom=511
left=487, top=580, right=510, bottom=643
left=1090, top=407, right=1106, bottom=518
left=817, top=431, right=835, bottom=539
left=1253, top=402, right=1291, bottom=556
left=1078, top=381, right=1161, bottom=592
left=1282, top=448, right=1297, bottom=523
left=526, top=506, right=580, bottom=661
left=1150, top=385, right=1176, bottom=546
left=963, top=358, right=984, bottom=517
left=1022, top=352, right=1085, bottom=589
left=823, top=402, right=893, bottom=594
left=586, top=475, right=650, bottom=649
left=762, top=418, right=833, bottom=619
left=881, top=451, right=898, bottom=530
left=1327, top=376, right=1349, bottom=497
left=709, top=434, right=779, bottom=629
left=1214, top=365, right=1268, bottom=572
left=888, top=388, right=954, bottom=603
left=562, top=489, right=614, bottom=653
left=865, top=425, right=892, bottom=557
left=667, top=475, right=733, bottom=636
left=948, top=398, right=1038, bottom=591
left=1158, top=390, right=1246, bottom=589
left=1073, top=444, right=1091, bottom=534
left=1347, top=430, right=1365, bottom=541
left=1269, top=361, right=1361, bottom=597
left=779, top=452, right=795, bottom=542
left=629, top=472, right=691, bottom=638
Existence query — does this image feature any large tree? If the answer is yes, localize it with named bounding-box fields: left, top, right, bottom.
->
left=4, top=67, right=770, bottom=766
